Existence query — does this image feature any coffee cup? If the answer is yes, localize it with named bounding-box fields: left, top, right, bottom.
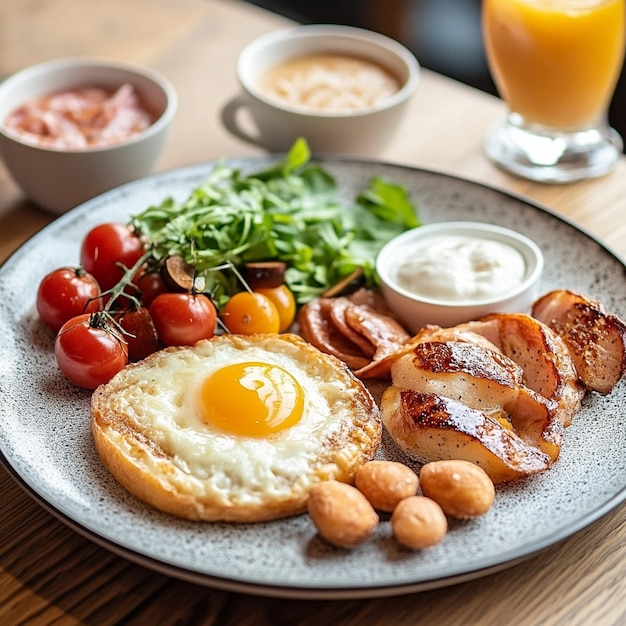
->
left=221, top=24, right=420, bottom=154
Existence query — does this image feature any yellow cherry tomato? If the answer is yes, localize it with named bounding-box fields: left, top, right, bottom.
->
left=221, top=291, right=280, bottom=334
left=257, top=284, right=296, bottom=332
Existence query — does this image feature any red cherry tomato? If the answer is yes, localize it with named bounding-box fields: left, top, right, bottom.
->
left=55, top=313, right=128, bottom=389
left=117, top=306, right=160, bottom=361
left=80, top=223, right=145, bottom=291
left=133, top=270, right=169, bottom=308
left=36, top=266, right=102, bottom=333
left=149, top=292, right=217, bottom=346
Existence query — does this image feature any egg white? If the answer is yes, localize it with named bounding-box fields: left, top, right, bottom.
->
left=91, top=333, right=381, bottom=521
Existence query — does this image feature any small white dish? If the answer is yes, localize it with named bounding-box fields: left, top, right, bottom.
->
left=0, top=56, right=177, bottom=214
left=376, top=221, right=544, bottom=332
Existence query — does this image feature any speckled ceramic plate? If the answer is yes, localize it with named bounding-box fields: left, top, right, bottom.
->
left=1, top=157, right=625, bottom=600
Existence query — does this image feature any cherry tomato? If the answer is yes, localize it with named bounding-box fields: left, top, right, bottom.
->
left=132, top=269, right=169, bottom=308
left=117, top=306, right=160, bottom=361
left=36, top=266, right=102, bottom=333
left=256, top=284, right=296, bottom=332
left=149, top=292, right=217, bottom=346
left=221, top=291, right=280, bottom=334
left=55, top=313, right=128, bottom=389
left=80, top=223, right=145, bottom=291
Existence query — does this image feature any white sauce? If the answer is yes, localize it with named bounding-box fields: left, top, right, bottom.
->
left=394, top=234, right=527, bottom=302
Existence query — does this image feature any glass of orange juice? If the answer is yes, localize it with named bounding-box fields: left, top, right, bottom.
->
left=482, top=0, right=625, bottom=182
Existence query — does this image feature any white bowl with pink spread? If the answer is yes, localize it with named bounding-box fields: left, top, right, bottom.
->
left=0, top=57, right=177, bottom=214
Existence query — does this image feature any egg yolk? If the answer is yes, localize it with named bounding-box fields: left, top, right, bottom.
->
left=199, top=361, right=305, bottom=437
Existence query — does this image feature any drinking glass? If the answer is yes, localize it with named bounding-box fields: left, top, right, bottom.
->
left=482, top=0, right=626, bottom=183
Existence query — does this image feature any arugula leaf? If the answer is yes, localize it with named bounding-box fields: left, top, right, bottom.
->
left=130, top=139, right=420, bottom=306
left=253, top=136, right=311, bottom=179
left=358, top=176, right=421, bottom=228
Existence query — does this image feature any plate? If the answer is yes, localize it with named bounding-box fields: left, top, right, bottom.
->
left=1, top=157, right=626, bottom=600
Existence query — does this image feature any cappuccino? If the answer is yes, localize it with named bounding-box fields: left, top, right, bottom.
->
left=259, top=54, right=401, bottom=113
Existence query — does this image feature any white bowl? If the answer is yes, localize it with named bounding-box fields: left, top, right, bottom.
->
left=223, top=24, right=420, bottom=154
left=0, top=57, right=177, bottom=214
left=376, top=221, right=544, bottom=333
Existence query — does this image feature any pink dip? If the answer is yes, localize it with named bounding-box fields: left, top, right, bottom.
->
left=4, top=84, right=155, bottom=149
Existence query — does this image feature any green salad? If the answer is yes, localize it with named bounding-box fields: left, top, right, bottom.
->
left=131, top=138, right=420, bottom=306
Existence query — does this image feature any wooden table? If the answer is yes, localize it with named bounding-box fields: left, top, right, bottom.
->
left=1, top=1, right=625, bottom=624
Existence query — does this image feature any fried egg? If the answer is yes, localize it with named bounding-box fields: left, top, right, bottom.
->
left=91, top=333, right=381, bottom=522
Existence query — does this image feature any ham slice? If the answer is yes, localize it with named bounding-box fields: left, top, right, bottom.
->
left=381, top=388, right=552, bottom=483
left=298, top=289, right=412, bottom=378
left=5, top=84, right=154, bottom=149
left=532, top=289, right=626, bottom=394
left=301, top=288, right=626, bottom=481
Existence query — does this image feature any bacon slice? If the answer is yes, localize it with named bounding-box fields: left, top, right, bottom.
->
left=412, top=324, right=503, bottom=353
left=301, top=288, right=626, bottom=479
left=455, top=313, right=585, bottom=429
left=375, top=292, right=626, bottom=479
left=298, top=289, right=412, bottom=379
left=343, top=302, right=410, bottom=360
left=345, top=287, right=392, bottom=311
left=297, top=298, right=370, bottom=370
left=390, top=340, right=524, bottom=413
left=388, top=336, right=564, bottom=461
left=509, top=386, right=560, bottom=461
left=328, top=298, right=376, bottom=357
left=532, top=289, right=626, bottom=394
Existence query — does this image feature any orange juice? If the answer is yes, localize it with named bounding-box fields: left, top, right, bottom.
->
left=483, top=0, right=626, bottom=129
